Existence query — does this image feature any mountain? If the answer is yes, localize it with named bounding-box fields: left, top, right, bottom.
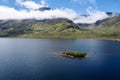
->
left=106, top=12, right=114, bottom=17
left=76, top=14, right=120, bottom=39
left=0, top=13, right=120, bottom=39
left=106, top=12, right=120, bottom=17
left=94, top=16, right=120, bottom=38
left=77, top=12, right=120, bottom=30
left=77, top=12, right=113, bottom=28
left=0, top=18, right=81, bottom=38
left=77, top=18, right=109, bottom=31
left=35, top=7, right=51, bottom=11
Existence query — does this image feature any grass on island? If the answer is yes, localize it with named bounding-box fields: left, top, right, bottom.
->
left=62, top=51, right=87, bottom=58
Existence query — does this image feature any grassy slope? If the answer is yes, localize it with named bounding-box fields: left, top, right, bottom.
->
left=18, top=18, right=87, bottom=38
left=94, top=16, right=120, bottom=39
left=0, top=17, right=120, bottom=39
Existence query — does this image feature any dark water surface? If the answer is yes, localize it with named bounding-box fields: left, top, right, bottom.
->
left=0, top=38, right=120, bottom=80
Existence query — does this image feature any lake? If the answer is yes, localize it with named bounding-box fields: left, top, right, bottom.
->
left=0, top=38, right=120, bottom=80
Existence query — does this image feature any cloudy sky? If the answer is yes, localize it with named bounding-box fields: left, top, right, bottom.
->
left=0, top=0, right=120, bottom=23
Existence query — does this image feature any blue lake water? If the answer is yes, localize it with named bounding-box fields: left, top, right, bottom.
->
left=0, top=38, right=120, bottom=80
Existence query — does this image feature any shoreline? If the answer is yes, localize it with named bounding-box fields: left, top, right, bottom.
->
left=0, top=37, right=120, bottom=41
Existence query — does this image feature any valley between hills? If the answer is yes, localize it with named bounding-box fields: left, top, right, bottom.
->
left=0, top=16, right=120, bottom=39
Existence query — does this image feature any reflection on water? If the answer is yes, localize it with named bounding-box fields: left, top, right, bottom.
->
left=0, top=38, right=120, bottom=80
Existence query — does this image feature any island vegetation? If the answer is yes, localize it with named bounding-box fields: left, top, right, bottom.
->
left=61, top=51, right=87, bottom=58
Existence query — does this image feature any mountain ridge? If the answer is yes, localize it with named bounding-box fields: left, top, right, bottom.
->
left=0, top=14, right=120, bottom=39
left=0, top=18, right=82, bottom=38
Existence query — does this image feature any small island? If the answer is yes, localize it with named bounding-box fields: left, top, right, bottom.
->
left=61, top=51, right=87, bottom=58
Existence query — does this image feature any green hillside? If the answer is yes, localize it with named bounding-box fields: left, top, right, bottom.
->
left=0, top=17, right=120, bottom=39
left=94, top=16, right=120, bottom=38
left=0, top=18, right=84, bottom=38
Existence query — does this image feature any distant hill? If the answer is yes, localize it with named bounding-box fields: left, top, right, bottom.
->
left=35, top=7, right=51, bottom=11
left=94, top=16, right=120, bottom=38
left=76, top=14, right=120, bottom=39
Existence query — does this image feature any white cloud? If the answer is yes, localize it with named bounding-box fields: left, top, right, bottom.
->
left=0, top=0, right=109, bottom=24
left=16, top=0, right=48, bottom=10
left=40, top=0, right=48, bottom=7
left=74, top=7, right=109, bottom=23
left=0, top=5, right=78, bottom=20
